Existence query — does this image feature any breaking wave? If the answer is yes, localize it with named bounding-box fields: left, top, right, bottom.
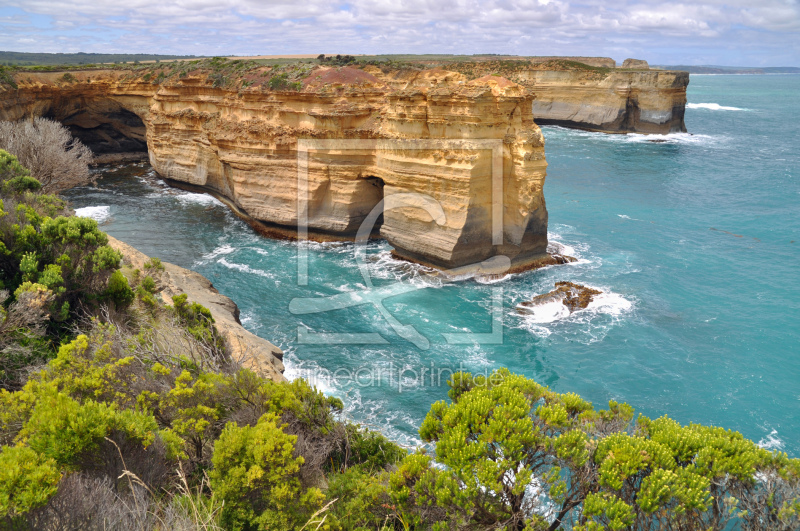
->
left=74, top=205, right=111, bottom=223
left=687, top=103, right=748, bottom=111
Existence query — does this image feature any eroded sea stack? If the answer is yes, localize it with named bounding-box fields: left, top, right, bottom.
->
left=0, top=58, right=688, bottom=271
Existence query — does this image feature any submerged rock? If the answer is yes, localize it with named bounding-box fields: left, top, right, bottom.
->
left=517, top=281, right=602, bottom=314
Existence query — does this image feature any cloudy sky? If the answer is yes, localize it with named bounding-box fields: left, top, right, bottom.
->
left=1, top=0, right=798, bottom=66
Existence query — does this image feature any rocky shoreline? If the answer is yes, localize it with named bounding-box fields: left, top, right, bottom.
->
left=106, top=235, right=286, bottom=381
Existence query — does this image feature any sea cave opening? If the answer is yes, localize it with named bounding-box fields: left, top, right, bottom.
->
left=362, top=175, right=385, bottom=237
left=44, top=105, right=147, bottom=158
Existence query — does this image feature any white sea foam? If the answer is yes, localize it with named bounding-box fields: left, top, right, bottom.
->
left=585, top=291, right=633, bottom=316
left=474, top=273, right=513, bottom=284
left=518, top=298, right=571, bottom=323
left=217, top=258, right=274, bottom=278
left=176, top=192, right=223, bottom=206
left=542, top=125, right=719, bottom=146
left=514, top=285, right=634, bottom=343
left=74, top=206, right=111, bottom=222
left=203, top=244, right=237, bottom=260
left=758, top=429, right=784, bottom=451
left=687, top=102, right=748, bottom=111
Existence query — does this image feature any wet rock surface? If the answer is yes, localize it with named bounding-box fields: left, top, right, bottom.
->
left=518, top=281, right=602, bottom=314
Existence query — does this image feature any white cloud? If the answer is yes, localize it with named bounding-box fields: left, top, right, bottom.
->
left=0, top=0, right=797, bottom=64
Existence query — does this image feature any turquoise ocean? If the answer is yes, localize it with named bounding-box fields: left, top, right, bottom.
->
left=65, top=74, right=800, bottom=455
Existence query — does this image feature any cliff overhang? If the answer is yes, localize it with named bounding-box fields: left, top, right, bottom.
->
left=0, top=60, right=687, bottom=272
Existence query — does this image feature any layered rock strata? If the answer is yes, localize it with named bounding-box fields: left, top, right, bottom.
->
left=0, top=61, right=688, bottom=270
left=107, top=235, right=285, bottom=381
left=1, top=68, right=549, bottom=272
left=413, top=60, right=689, bottom=134
left=521, top=69, right=688, bottom=133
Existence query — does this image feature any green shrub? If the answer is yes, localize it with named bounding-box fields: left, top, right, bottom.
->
left=326, top=467, right=395, bottom=530
left=210, top=414, right=326, bottom=530
left=0, top=445, right=60, bottom=518
left=171, top=293, right=223, bottom=352
left=140, top=275, right=156, bottom=293
left=104, top=270, right=134, bottom=308
left=0, top=150, right=39, bottom=194
left=144, top=257, right=164, bottom=271
left=330, top=424, right=405, bottom=472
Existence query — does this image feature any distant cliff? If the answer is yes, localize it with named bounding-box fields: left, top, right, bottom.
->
left=431, top=59, right=689, bottom=134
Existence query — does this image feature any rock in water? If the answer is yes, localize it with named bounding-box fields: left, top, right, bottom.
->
left=517, top=281, right=602, bottom=314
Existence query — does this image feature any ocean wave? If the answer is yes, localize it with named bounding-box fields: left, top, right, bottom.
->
left=203, top=244, right=237, bottom=260
left=176, top=192, right=223, bottom=206
left=687, top=102, right=748, bottom=111
left=74, top=206, right=111, bottom=223
left=217, top=257, right=274, bottom=278
left=365, top=249, right=443, bottom=287
left=513, top=285, right=634, bottom=344
left=541, top=125, right=719, bottom=146
left=547, top=235, right=593, bottom=267
left=283, top=354, right=425, bottom=448
left=758, top=429, right=784, bottom=451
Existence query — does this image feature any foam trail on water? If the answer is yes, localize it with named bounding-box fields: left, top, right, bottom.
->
left=218, top=258, right=274, bottom=278
left=203, top=244, right=237, bottom=260
left=74, top=206, right=111, bottom=222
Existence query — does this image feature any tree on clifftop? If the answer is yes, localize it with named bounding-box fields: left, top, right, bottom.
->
left=0, top=117, right=93, bottom=193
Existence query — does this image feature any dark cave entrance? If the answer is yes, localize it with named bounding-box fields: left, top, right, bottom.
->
left=363, top=176, right=385, bottom=236
left=45, top=106, right=148, bottom=156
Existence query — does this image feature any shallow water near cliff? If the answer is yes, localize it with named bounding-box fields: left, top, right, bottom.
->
left=65, top=74, right=800, bottom=454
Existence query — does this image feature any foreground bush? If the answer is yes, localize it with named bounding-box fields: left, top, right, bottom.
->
left=0, top=118, right=93, bottom=193
left=0, top=150, right=121, bottom=389
left=390, top=369, right=800, bottom=531
left=2, top=152, right=798, bottom=530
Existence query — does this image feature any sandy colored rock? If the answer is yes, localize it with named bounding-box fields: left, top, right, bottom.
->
left=2, top=67, right=550, bottom=272
left=106, top=235, right=285, bottom=381
left=0, top=61, right=688, bottom=269
left=521, top=69, right=687, bottom=134
left=621, top=58, right=650, bottom=70
left=517, top=281, right=602, bottom=314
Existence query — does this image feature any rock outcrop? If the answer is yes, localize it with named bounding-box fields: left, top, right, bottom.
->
left=1, top=68, right=549, bottom=273
left=107, top=235, right=285, bottom=381
left=517, top=281, right=602, bottom=314
left=521, top=68, right=687, bottom=134
left=397, top=59, right=688, bottom=134
left=0, top=59, right=688, bottom=267
left=621, top=58, right=649, bottom=70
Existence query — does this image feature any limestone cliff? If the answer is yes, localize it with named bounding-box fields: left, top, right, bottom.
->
left=107, top=235, right=285, bottom=381
left=421, top=60, right=688, bottom=134
left=0, top=59, right=687, bottom=269
left=523, top=69, right=687, bottom=134
left=1, top=67, right=549, bottom=273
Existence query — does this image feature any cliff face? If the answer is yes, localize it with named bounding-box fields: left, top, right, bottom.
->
left=520, top=69, right=688, bottom=134
left=0, top=68, right=548, bottom=272
left=0, top=70, right=151, bottom=154
left=425, top=61, right=689, bottom=134
left=0, top=61, right=688, bottom=269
